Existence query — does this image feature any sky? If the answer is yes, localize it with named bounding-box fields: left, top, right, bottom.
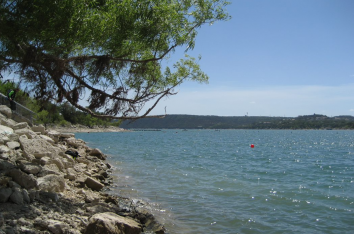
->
left=143, top=0, right=354, bottom=117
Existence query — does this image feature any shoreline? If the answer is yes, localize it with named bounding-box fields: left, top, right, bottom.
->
left=47, top=125, right=130, bottom=133
left=0, top=106, right=165, bottom=234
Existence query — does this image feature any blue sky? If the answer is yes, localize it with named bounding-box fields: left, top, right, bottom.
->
left=144, top=0, right=354, bottom=117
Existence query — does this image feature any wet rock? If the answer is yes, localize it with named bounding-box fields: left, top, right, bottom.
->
left=84, top=212, right=142, bottom=234
left=85, top=177, right=104, bottom=191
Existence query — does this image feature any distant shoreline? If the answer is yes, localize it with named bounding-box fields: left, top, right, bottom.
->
left=47, top=125, right=129, bottom=133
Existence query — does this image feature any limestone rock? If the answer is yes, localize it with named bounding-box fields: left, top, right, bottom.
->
left=47, top=219, right=70, bottom=234
left=0, top=145, right=10, bottom=154
left=13, top=122, right=29, bottom=130
left=65, top=168, right=76, bottom=181
left=0, top=106, right=12, bottom=118
left=31, top=125, right=46, bottom=134
left=85, top=177, right=104, bottom=191
left=7, top=169, right=37, bottom=190
left=6, top=141, right=20, bottom=150
left=37, top=164, right=61, bottom=177
left=19, top=134, right=59, bottom=157
left=14, top=128, right=37, bottom=139
left=0, top=187, right=12, bottom=203
left=18, top=161, right=42, bottom=175
left=1, top=118, right=17, bottom=129
left=84, top=212, right=142, bottom=234
left=37, top=174, right=65, bottom=192
left=89, top=148, right=107, bottom=160
left=39, top=134, right=55, bottom=145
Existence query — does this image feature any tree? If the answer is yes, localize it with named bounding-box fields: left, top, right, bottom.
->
left=0, top=0, right=230, bottom=120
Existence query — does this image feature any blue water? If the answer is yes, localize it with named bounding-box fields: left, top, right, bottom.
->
left=76, top=130, right=354, bottom=234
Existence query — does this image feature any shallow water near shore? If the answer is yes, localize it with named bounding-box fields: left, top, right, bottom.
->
left=76, top=130, right=354, bottom=234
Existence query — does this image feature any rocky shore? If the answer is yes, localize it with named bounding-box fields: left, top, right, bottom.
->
left=0, top=105, right=165, bottom=234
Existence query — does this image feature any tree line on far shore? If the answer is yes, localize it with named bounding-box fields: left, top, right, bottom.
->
left=120, top=114, right=354, bottom=130
left=0, top=81, right=121, bottom=128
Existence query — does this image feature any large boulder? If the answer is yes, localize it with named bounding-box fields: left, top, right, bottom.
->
left=84, top=212, right=142, bottom=234
left=19, top=135, right=59, bottom=158
left=37, top=174, right=65, bottom=192
left=6, top=169, right=37, bottom=190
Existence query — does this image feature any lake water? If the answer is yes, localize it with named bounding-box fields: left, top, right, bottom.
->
left=75, top=130, right=354, bottom=234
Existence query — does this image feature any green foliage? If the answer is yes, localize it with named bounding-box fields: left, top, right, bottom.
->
left=120, top=114, right=354, bottom=129
left=0, top=0, right=231, bottom=119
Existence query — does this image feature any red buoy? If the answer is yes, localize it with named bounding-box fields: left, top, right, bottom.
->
left=250, top=144, right=255, bottom=148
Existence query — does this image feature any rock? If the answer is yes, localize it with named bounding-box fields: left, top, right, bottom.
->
left=39, top=134, right=55, bottom=144
left=18, top=161, right=42, bottom=175
left=0, top=176, right=11, bottom=186
left=65, top=168, right=76, bottom=181
left=47, top=219, right=70, bottom=234
left=22, top=188, right=30, bottom=203
left=9, top=187, right=24, bottom=205
left=6, top=141, right=20, bottom=150
left=85, top=177, right=104, bottom=191
left=37, top=164, right=61, bottom=177
left=14, top=128, right=37, bottom=139
left=0, top=106, right=12, bottom=118
left=89, top=148, right=106, bottom=160
left=0, top=159, right=15, bottom=171
left=33, top=152, right=52, bottom=159
left=1, top=118, right=17, bottom=129
left=37, top=174, right=65, bottom=192
left=31, top=125, right=46, bottom=134
left=8, top=181, right=21, bottom=188
left=84, top=212, right=142, bottom=234
left=39, top=191, right=59, bottom=202
left=6, top=169, right=37, bottom=190
left=7, top=133, right=19, bottom=142
left=0, top=145, right=10, bottom=155
left=0, top=187, right=12, bottom=203
left=28, top=189, right=39, bottom=202
left=0, top=212, right=4, bottom=226
left=38, top=156, right=52, bottom=165
left=52, top=158, right=65, bottom=172
left=13, top=122, right=29, bottom=130
left=19, top=135, right=60, bottom=158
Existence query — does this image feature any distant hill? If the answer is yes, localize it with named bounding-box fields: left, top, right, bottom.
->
left=120, top=114, right=354, bottom=129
